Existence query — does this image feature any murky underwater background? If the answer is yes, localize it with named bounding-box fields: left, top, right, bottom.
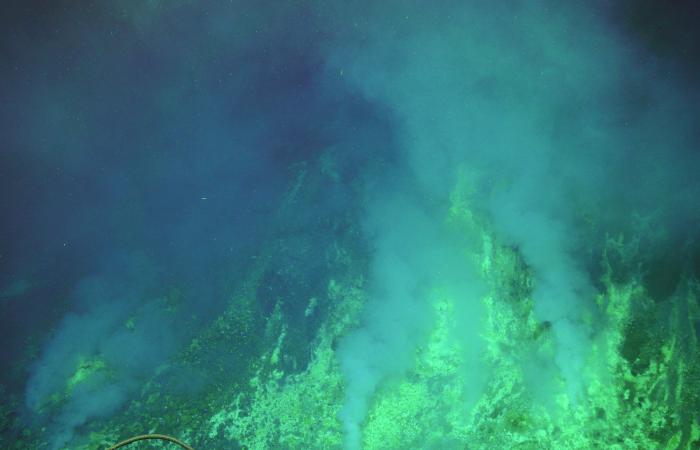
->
left=1, top=1, right=700, bottom=449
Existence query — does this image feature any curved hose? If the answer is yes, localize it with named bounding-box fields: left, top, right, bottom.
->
left=107, top=434, right=194, bottom=450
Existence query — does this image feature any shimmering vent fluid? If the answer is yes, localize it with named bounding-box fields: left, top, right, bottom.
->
left=1, top=1, right=699, bottom=449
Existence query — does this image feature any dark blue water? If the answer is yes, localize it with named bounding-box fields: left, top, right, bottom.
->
left=1, top=1, right=699, bottom=449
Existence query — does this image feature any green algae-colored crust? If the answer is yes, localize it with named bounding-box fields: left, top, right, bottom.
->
left=19, top=166, right=700, bottom=450
left=206, top=273, right=364, bottom=450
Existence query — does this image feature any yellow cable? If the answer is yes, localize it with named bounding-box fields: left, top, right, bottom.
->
left=106, top=434, right=194, bottom=450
